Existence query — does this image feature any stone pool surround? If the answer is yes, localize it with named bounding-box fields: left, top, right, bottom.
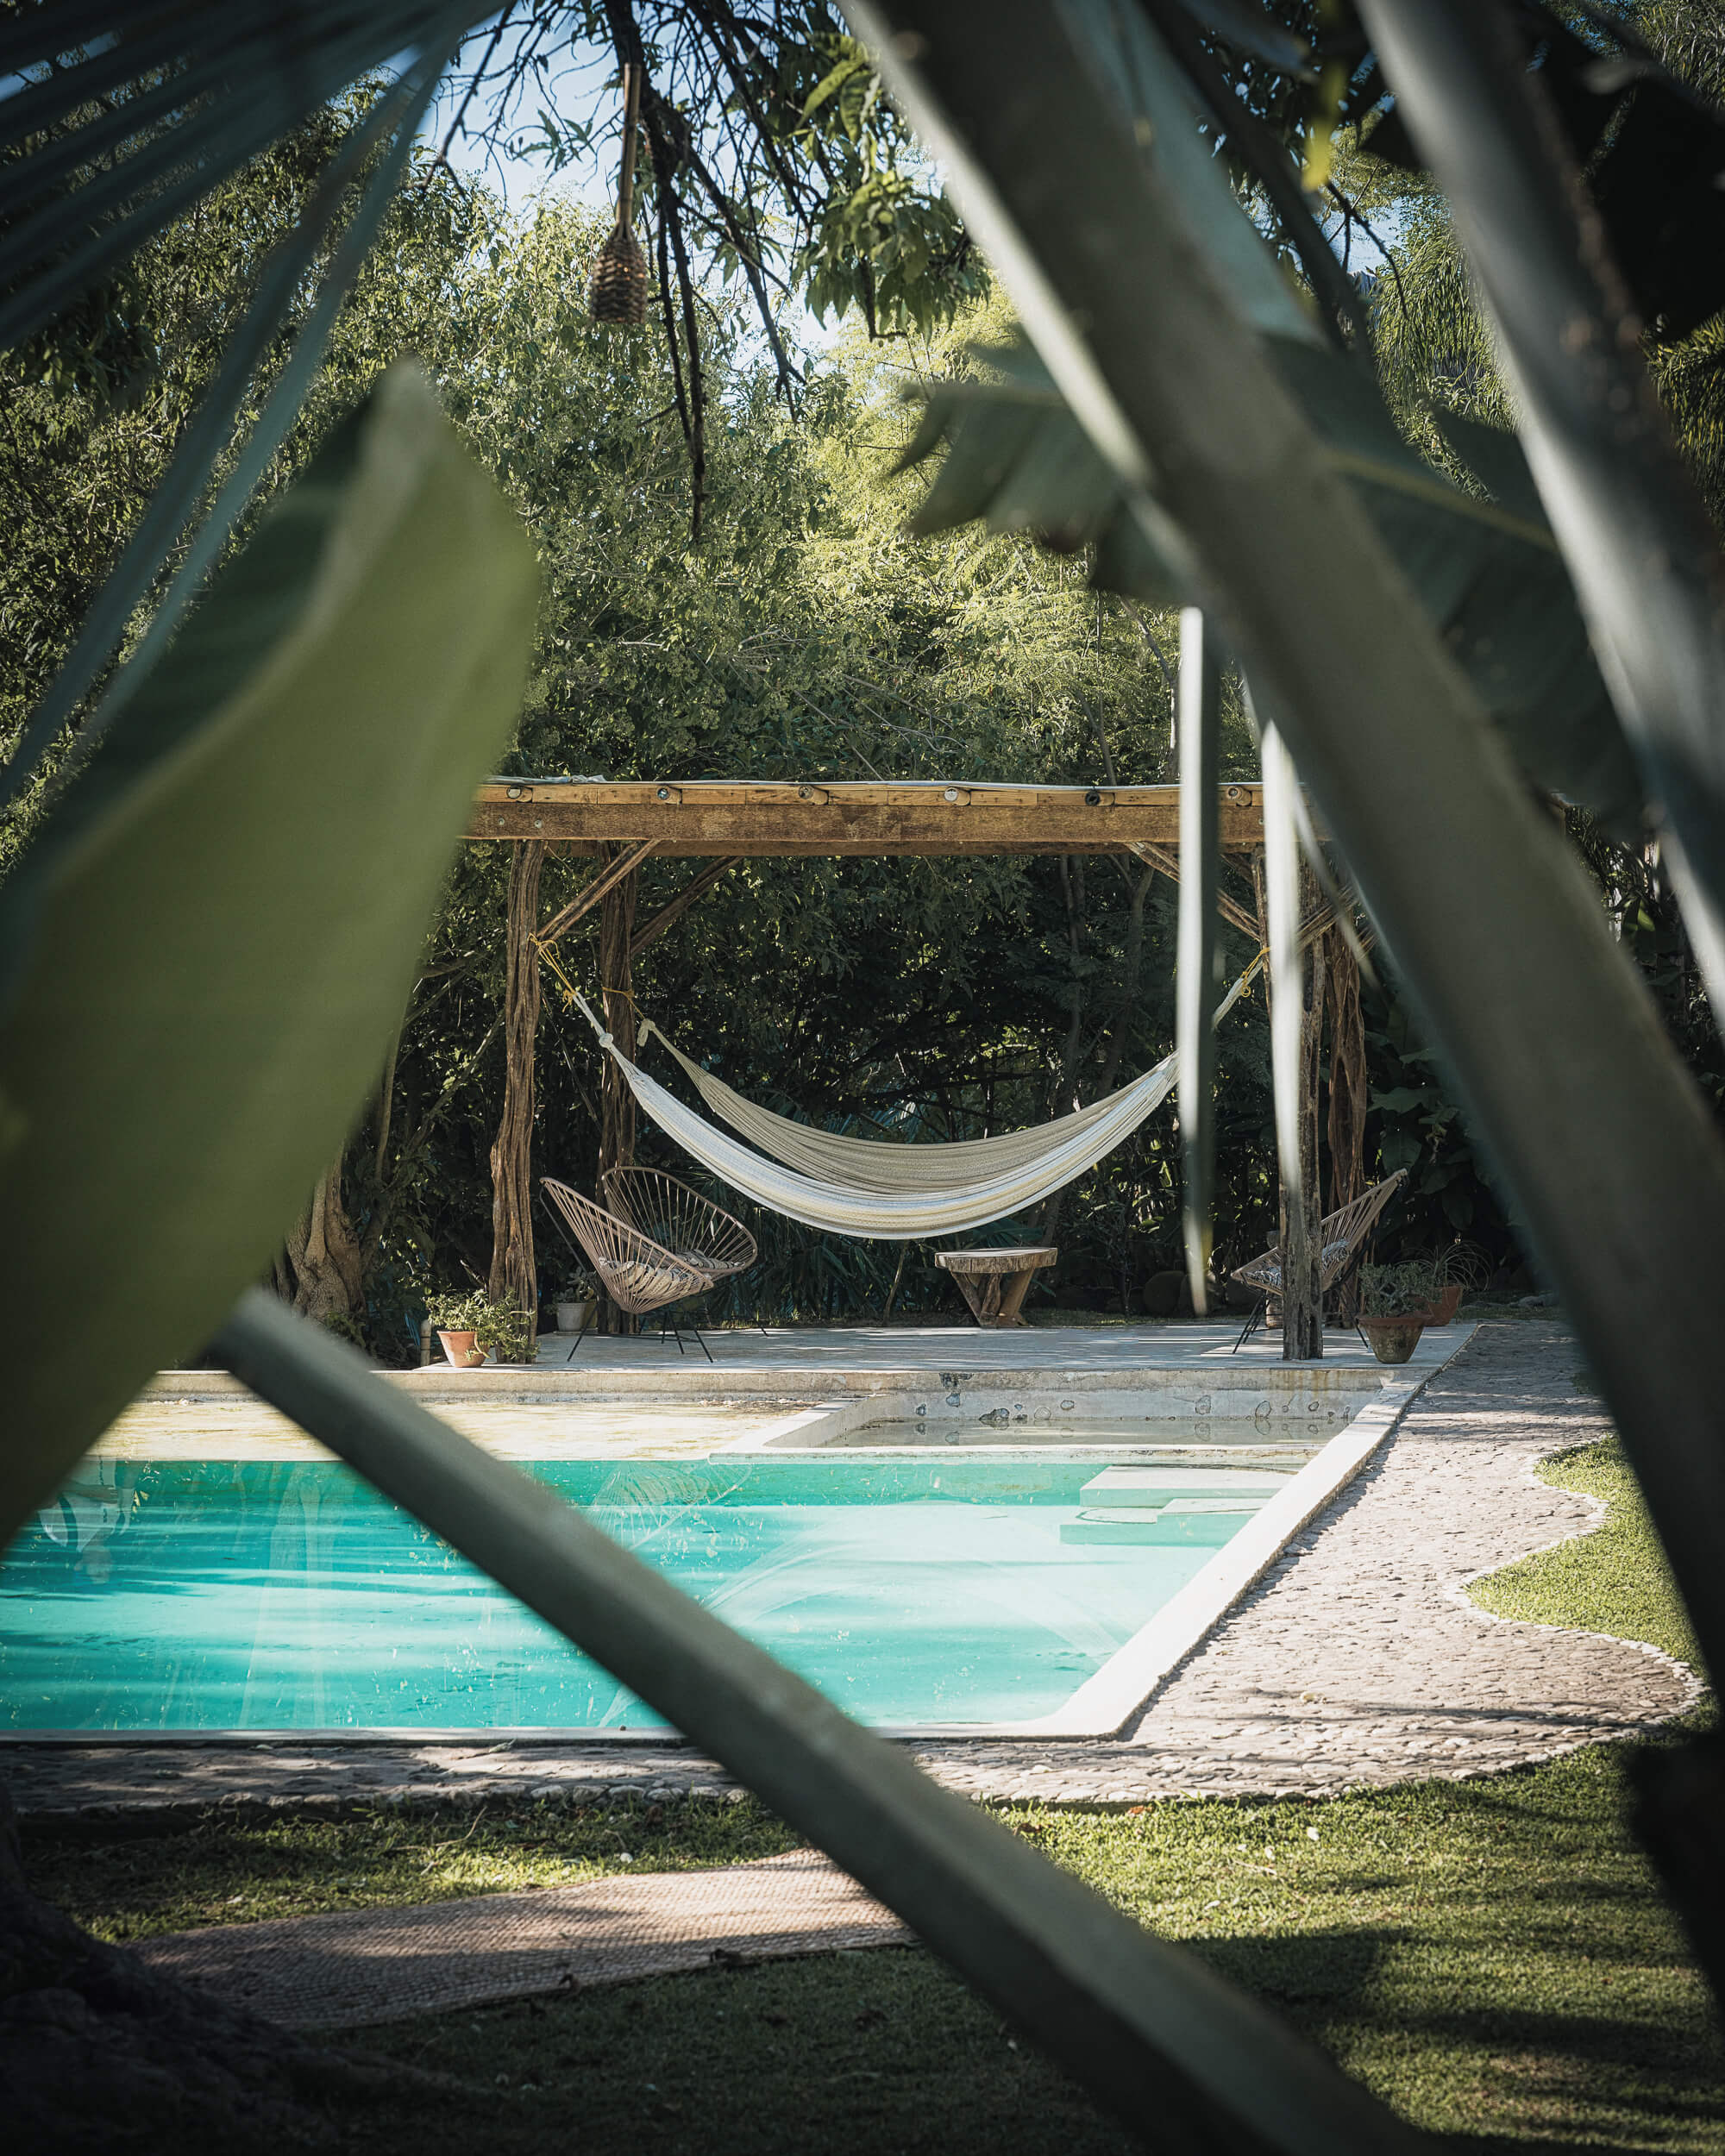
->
left=7, top=1321, right=1697, bottom=1815
left=16, top=1330, right=1459, bottom=1750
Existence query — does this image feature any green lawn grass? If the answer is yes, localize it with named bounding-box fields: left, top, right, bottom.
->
left=1471, top=1432, right=1703, bottom=1671
left=31, top=1791, right=798, bottom=1944
left=22, top=1436, right=1722, bottom=2153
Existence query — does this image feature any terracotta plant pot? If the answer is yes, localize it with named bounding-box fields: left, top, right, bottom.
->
left=1356, top=1315, right=1426, bottom=1365
left=1405, top=1281, right=1464, bottom=1327
left=436, top=1329, right=487, bottom=1369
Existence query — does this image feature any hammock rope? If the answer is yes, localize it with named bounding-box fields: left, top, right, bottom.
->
left=567, top=953, right=1264, bottom=1241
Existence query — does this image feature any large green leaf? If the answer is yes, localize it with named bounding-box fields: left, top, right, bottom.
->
left=900, top=331, right=1642, bottom=832
left=0, top=47, right=448, bottom=812
left=1176, top=606, right=1220, bottom=1313
left=0, top=361, right=538, bottom=1541
left=1356, top=0, right=1725, bottom=1104
left=889, top=0, right=1638, bottom=834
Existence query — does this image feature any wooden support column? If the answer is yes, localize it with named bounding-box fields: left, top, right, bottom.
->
left=630, top=856, right=740, bottom=962
left=1286, top=856, right=1325, bottom=1359
left=597, top=845, right=640, bottom=1333
left=1324, top=926, right=1370, bottom=1322
left=488, top=839, right=545, bottom=1313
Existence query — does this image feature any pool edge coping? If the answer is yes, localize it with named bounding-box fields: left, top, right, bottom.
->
left=4, top=1330, right=1471, bottom=1750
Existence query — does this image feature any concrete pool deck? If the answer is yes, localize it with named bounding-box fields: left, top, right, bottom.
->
left=8, top=1321, right=1697, bottom=1818
left=138, top=1315, right=1462, bottom=1411
left=112, top=1317, right=1426, bottom=1463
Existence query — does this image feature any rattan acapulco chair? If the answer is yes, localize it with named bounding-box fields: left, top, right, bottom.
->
left=1227, top=1169, right=1406, bottom=1351
left=600, top=1166, right=764, bottom=1333
left=541, top=1176, right=717, bottom=1363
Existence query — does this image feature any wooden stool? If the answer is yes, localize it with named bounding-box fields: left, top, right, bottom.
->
left=935, top=1245, right=1057, bottom=1327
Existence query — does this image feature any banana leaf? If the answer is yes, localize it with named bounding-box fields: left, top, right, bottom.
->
left=888, top=0, right=1638, bottom=834
left=0, top=3, right=488, bottom=354
left=1355, top=1, right=1725, bottom=1076
left=900, top=333, right=1642, bottom=833
left=0, top=360, right=538, bottom=1543
left=1176, top=606, right=1219, bottom=1313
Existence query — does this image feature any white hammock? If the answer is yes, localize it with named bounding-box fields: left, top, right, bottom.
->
left=639, top=1018, right=1147, bottom=1192
left=570, top=960, right=1259, bottom=1241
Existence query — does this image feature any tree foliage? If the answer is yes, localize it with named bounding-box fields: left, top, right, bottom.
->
left=25, top=14, right=1725, bottom=1353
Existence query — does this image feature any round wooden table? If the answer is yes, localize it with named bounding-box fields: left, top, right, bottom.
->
left=934, top=1245, right=1057, bottom=1326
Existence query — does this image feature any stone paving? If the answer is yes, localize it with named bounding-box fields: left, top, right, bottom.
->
left=91, top=1395, right=798, bottom=1462
left=135, top=1850, right=909, bottom=2028
left=8, top=1323, right=1698, bottom=1819
left=139, top=1316, right=1452, bottom=1404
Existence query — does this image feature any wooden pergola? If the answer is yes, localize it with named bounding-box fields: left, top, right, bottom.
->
left=467, top=776, right=1273, bottom=854
left=461, top=780, right=1361, bottom=1326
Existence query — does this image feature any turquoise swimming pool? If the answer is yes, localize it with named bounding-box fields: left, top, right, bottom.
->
left=1, top=1456, right=1291, bottom=1732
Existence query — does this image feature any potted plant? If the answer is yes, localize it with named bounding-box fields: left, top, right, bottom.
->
left=553, top=1272, right=596, bottom=1334
left=424, top=1289, right=488, bottom=1368
left=423, top=1289, right=539, bottom=1369
left=1355, top=1262, right=1439, bottom=1365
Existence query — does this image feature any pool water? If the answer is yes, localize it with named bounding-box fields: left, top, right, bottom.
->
left=2, top=1456, right=1290, bottom=1733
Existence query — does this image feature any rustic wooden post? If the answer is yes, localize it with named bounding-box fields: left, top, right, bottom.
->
left=597, top=844, right=640, bottom=1332
left=487, top=839, right=544, bottom=1314
left=1324, top=926, right=1370, bottom=1321
left=1286, top=856, right=1325, bottom=1359
left=1251, top=849, right=1276, bottom=1332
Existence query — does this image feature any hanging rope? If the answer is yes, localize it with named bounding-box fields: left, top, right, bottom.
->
left=589, top=63, right=647, bottom=324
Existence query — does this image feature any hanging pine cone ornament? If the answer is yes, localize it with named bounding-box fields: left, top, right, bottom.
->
left=589, top=217, right=648, bottom=324
left=590, top=62, right=647, bottom=327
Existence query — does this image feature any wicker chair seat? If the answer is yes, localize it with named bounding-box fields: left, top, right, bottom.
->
left=602, top=1166, right=756, bottom=1283
left=541, top=1177, right=716, bottom=1319
left=1234, top=1239, right=1352, bottom=1294
left=607, top=1256, right=715, bottom=1306
left=1226, top=1171, right=1407, bottom=1350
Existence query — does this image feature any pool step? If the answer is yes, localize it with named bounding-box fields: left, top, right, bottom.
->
left=1078, top=1467, right=1294, bottom=1506
left=1061, top=1502, right=1261, bottom=1544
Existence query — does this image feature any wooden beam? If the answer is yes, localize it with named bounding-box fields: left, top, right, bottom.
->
left=630, top=856, right=741, bottom=963
left=467, top=780, right=1274, bottom=856
left=536, top=837, right=659, bottom=945
left=1123, top=840, right=1260, bottom=940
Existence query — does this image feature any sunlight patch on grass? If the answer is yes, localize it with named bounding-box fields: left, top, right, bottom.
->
left=25, top=1794, right=798, bottom=1945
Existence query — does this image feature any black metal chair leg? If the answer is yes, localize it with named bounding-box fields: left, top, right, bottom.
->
left=566, top=1314, right=592, bottom=1363
left=691, top=1324, right=715, bottom=1365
